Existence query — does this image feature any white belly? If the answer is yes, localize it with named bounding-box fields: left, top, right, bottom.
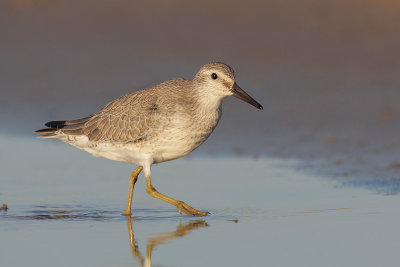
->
left=66, top=135, right=152, bottom=166
left=64, top=133, right=205, bottom=166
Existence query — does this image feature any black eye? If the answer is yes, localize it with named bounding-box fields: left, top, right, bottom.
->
left=211, top=73, right=218, bottom=80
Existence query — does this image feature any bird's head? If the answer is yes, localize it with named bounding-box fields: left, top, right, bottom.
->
left=193, top=62, right=263, bottom=110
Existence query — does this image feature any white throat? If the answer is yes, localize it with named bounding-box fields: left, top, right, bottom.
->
left=193, top=88, right=225, bottom=115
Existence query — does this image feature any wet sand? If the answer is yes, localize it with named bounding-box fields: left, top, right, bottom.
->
left=1, top=135, right=400, bottom=266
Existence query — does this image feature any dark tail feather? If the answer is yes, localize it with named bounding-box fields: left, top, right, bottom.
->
left=44, top=115, right=92, bottom=129
left=45, top=120, right=66, bottom=129
left=35, top=128, right=57, bottom=134
left=34, top=127, right=59, bottom=139
left=36, top=115, right=93, bottom=138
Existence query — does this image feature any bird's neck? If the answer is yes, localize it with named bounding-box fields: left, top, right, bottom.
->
left=192, top=88, right=224, bottom=116
left=190, top=89, right=224, bottom=139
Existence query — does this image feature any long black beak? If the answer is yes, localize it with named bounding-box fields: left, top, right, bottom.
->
left=231, top=83, right=263, bottom=110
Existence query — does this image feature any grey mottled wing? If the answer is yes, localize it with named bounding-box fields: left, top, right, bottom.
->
left=82, top=91, right=162, bottom=143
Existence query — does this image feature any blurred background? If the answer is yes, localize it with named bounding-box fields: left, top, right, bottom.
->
left=1, top=0, right=400, bottom=192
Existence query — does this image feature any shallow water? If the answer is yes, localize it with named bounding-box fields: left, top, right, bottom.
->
left=1, top=136, right=400, bottom=266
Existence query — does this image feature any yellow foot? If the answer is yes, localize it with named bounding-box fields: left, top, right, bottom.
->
left=176, top=201, right=209, bottom=217
left=122, top=210, right=131, bottom=217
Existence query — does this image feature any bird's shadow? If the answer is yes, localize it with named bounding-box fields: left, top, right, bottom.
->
left=126, top=217, right=209, bottom=267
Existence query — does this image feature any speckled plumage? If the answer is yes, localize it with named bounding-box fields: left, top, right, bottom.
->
left=36, top=62, right=263, bottom=216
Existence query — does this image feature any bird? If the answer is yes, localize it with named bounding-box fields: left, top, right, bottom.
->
left=35, top=62, right=263, bottom=217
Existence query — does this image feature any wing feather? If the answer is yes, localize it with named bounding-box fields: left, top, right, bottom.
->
left=81, top=78, right=192, bottom=143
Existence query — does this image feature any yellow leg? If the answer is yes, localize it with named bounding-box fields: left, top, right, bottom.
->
left=122, top=166, right=143, bottom=216
left=145, top=175, right=209, bottom=217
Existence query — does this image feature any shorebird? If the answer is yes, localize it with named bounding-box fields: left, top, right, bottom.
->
left=36, top=62, right=263, bottom=217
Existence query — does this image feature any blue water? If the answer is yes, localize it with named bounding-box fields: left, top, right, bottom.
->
left=1, top=136, right=400, bottom=266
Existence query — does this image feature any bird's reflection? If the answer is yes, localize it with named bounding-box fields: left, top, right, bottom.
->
left=126, top=218, right=209, bottom=267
